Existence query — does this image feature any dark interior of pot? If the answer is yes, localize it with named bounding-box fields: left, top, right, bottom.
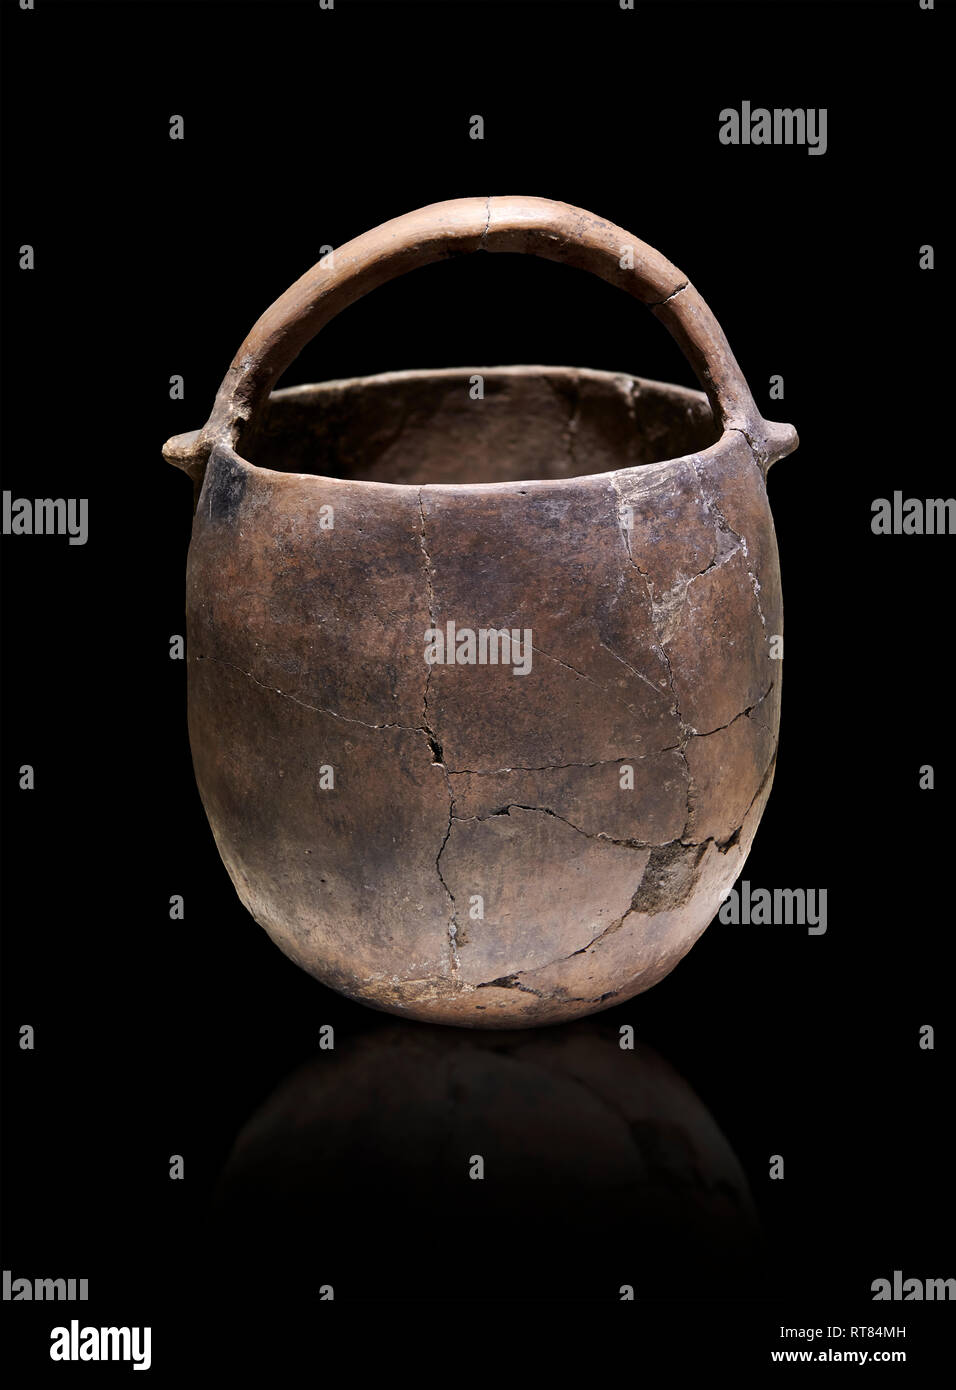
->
left=245, top=366, right=720, bottom=486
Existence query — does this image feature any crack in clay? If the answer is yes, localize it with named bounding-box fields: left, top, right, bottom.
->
left=196, top=656, right=428, bottom=732
left=475, top=888, right=648, bottom=986
left=713, top=754, right=777, bottom=855
left=477, top=974, right=546, bottom=998
left=597, top=639, right=671, bottom=700
left=689, top=452, right=768, bottom=630
left=447, top=755, right=651, bottom=776
left=417, top=491, right=462, bottom=974
left=474, top=974, right=617, bottom=1006
left=730, top=425, right=774, bottom=479
left=646, top=280, right=688, bottom=308
left=369, top=746, right=775, bottom=1006
left=529, top=642, right=650, bottom=716
left=610, top=474, right=694, bottom=836
left=625, top=525, right=743, bottom=655
left=434, top=798, right=461, bottom=973
left=203, top=647, right=763, bottom=878
left=451, top=798, right=756, bottom=862
left=471, top=818, right=746, bottom=992
left=686, top=525, right=744, bottom=587
left=479, top=195, right=492, bottom=249
left=457, top=728, right=778, bottom=996
left=417, top=491, right=438, bottom=740
left=685, top=681, right=774, bottom=739
left=451, top=802, right=661, bottom=849
left=370, top=969, right=618, bottom=1009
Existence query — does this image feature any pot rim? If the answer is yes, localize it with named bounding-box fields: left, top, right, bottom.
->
left=200, top=363, right=758, bottom=498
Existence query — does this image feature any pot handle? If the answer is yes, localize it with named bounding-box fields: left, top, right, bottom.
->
left=163, top=195, right=797, bottom=483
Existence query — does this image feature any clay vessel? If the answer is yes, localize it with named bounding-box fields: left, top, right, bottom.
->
left=164, top=196, right=798, bottom=1028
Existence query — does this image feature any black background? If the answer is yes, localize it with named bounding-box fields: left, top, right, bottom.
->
left=2, top=0, right=952, bottom=1376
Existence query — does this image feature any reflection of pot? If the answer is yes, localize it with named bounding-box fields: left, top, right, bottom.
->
left=166, top=196, right=797, bottom=1027
left=213, top=1024, right=762, bottom=1299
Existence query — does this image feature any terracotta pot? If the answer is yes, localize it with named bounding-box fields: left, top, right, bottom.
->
left=164, top=196, right=798, bottom=1028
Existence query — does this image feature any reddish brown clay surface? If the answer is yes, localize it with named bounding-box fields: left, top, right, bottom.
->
left=164, top=197, right=797, bottom=1027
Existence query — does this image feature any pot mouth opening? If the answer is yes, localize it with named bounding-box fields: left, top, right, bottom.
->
left=239, top=365, right=721, bottom=488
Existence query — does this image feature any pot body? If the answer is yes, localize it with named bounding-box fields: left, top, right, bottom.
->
left=186, top=367, right=781, bottom=1027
